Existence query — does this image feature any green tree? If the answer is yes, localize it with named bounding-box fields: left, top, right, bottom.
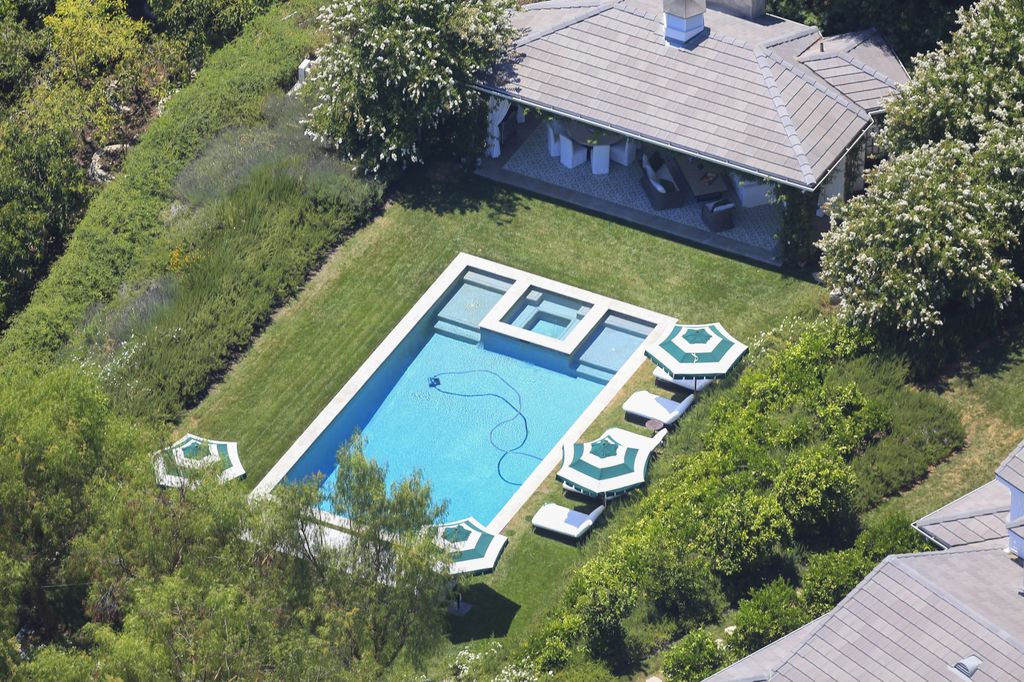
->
left=147, top=0, right=274, bottom=67
left=663, top=628, right=730, bottom=682
left=327, top=435, right=451, bottom=670
left=0, top=1, right=45, bottom=107
left=879, top=0, right=1024, bottom=154
left=729, top=579, right=811, bottom=655
left=51, top=436, right=450, bottom=678
left=307, top=0, right=517, bottom=175
left=0, top=365, right=143, bottom=638
left=768, top=0, right=969, bottom=61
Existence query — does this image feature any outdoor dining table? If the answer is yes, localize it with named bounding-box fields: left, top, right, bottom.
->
left=562, top=122, right=625, bottom=175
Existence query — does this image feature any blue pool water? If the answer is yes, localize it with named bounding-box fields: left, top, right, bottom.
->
left=285, top=271, right=653, bottom=525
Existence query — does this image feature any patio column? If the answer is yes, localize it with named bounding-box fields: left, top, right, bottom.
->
left=486, top=97, right=512, bottom=159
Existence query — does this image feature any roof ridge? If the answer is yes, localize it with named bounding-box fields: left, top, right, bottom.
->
left=762, top=48, right=871, bottom=124
left=760, top=25, right=820, bottom=49
left=515, top=0, right=620, bottom=47
left=801, top=50, right=901, bottom=89
left=917, top=504, right=1011, bottom=527
left=752, top=47, right=816, bottom=185
left=996, top=438, right=1024, bottom=476
left=890, top=555, right=1024, bottom=657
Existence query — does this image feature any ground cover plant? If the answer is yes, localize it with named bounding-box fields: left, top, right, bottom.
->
left=78, top=94, right=382, bottom=420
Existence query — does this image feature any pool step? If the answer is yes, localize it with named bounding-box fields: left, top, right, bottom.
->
left=603, top=313, right=655, bottom=336
left=574, top=358, right=615, bottom=384
left=434, top=319, right=480, bottom=344
left=463, top=269, right=513, bottom=294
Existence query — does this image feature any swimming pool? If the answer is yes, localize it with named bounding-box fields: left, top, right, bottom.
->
left=254, top=255, right=673, bottom=530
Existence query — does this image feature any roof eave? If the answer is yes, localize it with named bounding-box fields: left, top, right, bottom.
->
left=475, top=85, right=872, bottom=192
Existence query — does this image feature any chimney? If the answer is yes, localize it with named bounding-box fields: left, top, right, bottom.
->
left=708, top=0, right=766, bottom=19
left=664, top=0, right=706, bottom=44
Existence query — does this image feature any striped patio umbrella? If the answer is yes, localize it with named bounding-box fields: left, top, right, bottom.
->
left=645, top=323, right=748, bottom=386
left=556, top=434, right=650, bottom=498
left=154, top=433, right=246, bottom=488
left=437, top=517, right=508, bottom=575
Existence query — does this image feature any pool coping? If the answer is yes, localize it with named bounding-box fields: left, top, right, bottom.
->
left=250, top=252, right=676, bottom=535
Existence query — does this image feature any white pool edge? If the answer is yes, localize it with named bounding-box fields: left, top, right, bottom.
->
left=250, top=253, right=676, bottom=535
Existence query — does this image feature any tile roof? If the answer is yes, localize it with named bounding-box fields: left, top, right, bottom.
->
left=913, top=480, right=1011, bottom=549
left=483, top=1, right=874, bottom=189
left=707, top=548, right=1024, bottom=682
left=797, top=28, right=908, bottom=114
left=996, top=439, right=1024, bottom=493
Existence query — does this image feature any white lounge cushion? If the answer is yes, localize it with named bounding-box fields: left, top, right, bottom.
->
left=532, top=503, right=605, bottom=539
left=623, top=390, right=695, bottom=425
left=653, top=367, right=713, bottom=393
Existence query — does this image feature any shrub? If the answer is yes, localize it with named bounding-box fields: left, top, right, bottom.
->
left=855, top=512, right=932, bottom=561
left=801, top=549, right=874, bottom=617
left=729, top=579, right=811, bottom=656
left=147, top=0, right=276, bottom=66
left=663, top=629, right=730, bottom=682
left=819, top=132, right=1024, bottom=354
left=307, top=0, right=517, bottom=175
left=774, top=446, right=858, bottom=547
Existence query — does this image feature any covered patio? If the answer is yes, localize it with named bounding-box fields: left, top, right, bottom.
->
left=478, top=116, right=785, bottom=265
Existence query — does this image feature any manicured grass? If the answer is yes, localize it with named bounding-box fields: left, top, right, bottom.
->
left=866, top=332, right=1024, bottom=523
left=182, top=170, right=821, bottom=667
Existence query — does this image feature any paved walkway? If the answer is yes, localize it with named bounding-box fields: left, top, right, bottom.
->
left=477, top=121, right=784, bottom=267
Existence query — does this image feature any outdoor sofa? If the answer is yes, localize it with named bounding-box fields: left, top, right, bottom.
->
left=640, top=152, right=687, bottom=210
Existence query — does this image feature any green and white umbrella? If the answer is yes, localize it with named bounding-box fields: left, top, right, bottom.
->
left=556, top=434, right=651, bottom=498
left=645, top=323, right=747, bottom=385
left=437, top=517, right=508, bottom=575
left=154, top=433, right=245, bottom=488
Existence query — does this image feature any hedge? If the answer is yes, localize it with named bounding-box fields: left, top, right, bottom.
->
left=0, top=0, right=320, bottom=370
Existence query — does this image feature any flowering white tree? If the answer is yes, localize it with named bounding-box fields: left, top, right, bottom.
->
left=880, top=0, right=1024, bottom=154
left=307, top=0, right=517, bottom=175
left=819, top=128, right=1024, bottom=343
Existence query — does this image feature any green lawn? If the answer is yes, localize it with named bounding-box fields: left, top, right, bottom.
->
left=182, top=170, right=822, bottom=670
left=867, top=332, right=1024, bottom=523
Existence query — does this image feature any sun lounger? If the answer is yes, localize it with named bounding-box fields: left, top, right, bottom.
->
left=532, top=503, right=605, bottom=539
left=653, top=367, right=713, bottom=393
left=623, top=391, right=695, bottom=425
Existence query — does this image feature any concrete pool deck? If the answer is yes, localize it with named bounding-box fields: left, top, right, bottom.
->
left=251, top=253, right=675, bottom=534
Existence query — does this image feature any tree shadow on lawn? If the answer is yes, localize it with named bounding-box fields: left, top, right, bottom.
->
left=446, top=583, right=521, bottom=644
left=393, top=165, right=523, bottom=225
left=923, top=322, right=1024, bottom=395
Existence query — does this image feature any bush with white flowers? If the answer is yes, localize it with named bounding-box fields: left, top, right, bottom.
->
left=819, top=127, right=1024, bottom=344
left=307, top=0, right=517, bottom=175
left=880, top=0, right=1024, bottom=154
